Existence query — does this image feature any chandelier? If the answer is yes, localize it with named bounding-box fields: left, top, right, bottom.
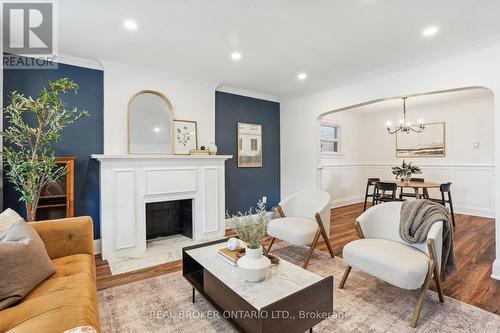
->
left=386, top=97, right=425, bottom=134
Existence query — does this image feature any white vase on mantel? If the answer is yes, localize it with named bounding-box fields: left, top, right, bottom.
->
left=237, top=246, right=271, bottom=283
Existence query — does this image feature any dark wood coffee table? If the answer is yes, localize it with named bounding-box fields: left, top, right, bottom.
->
left=183, top=239, right=333, bottom=333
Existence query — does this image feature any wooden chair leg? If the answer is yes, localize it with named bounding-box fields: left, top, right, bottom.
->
left=363, top=185, right=369, bottom=211
left=410, top=260, right=434, bottom=328
left=266, top=237, right=275, bottom=255
left=321, top=229, right=335, bottom=259
left=433, top=265, right=445, bottom=303
left=448, top=201, right=456, bottom=227
left=315, top=213, right=334, bottom=258
left=427, top=238, right=445, bottom=303
left=303, top=229, right=321, bottom=269
left=339, top=266, right=352, bottom=289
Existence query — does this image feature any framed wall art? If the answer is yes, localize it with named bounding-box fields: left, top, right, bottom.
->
left=173, top=119, right=198, bottom=155
left=237, top=122, right=262, bottom=167
left=396, top=122, right=445, bottom=157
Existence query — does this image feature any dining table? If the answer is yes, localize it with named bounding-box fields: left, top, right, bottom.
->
left=382, top=179, right=441, bottom=199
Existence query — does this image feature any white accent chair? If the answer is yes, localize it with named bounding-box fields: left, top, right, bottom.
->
left=266, top=190, right=334, bottom=269
left=339, top=201, right=444, bottom=328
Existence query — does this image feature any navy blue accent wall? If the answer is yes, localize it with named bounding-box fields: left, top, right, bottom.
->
left=3, top=62, right=104, bottom=239
left=215, top=92, right=280, bottom=214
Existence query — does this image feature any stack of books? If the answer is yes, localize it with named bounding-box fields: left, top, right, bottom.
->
left=190, top=149, right=210, bottom=155
left=217, top=247, right=244, bottom=266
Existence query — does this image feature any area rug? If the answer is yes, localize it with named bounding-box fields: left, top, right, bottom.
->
left=98, top=245, right=500, bottom=332
left=107, top=235, right=203, bottom=275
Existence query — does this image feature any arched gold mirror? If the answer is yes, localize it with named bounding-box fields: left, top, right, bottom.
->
left=128, top=90, right=174, bottom=154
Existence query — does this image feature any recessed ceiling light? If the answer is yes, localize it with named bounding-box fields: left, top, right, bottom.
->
left=231, top=52, right=242, bottom=61
left=297, top=73, right=307, bottom=80
left=123, top=19, right=138, bottom=31
left=422, top=26, right=438, bottom=37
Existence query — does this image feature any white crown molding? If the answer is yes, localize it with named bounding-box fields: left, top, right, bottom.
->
left=216, top=85, right=280, bottom=103
left=56, top=53, right=104, bottom=70
left=99, top=58, right=220, bottom=90
left=281, top=34, right=500, bottom=102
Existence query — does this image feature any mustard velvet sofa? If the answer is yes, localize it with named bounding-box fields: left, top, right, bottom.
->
left=0, top=217, right=101, bottom=332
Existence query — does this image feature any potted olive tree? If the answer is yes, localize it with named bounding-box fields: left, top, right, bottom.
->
left=1, top=78, right=88, bottom=221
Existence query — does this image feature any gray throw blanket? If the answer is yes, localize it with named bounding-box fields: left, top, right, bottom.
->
left=400, top=199, right=456, bottom=279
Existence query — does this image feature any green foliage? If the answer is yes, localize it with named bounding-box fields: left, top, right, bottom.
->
left=391, top=160, right=422, bottom=179
left=227, top=200, right=270, bottom=249
left=1, top=78, right=89, bottom=221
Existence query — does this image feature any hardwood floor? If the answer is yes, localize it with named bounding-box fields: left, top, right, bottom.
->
left=95, top=202, right=500, bottom=314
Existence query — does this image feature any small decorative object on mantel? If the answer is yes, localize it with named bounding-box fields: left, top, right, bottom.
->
left=174, top=119, right=198, bottom=155
left=208, top=142, right=218, bottom=155
left=227, top=200, right=271, bottom=282
left=392, top=160, right=422, bottom=184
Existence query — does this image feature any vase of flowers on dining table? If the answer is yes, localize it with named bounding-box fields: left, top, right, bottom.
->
left=391, top=160, right=422, bottom=184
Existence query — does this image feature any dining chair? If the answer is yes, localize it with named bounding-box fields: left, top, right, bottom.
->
left=363, top=178, right=380, bottom=211
left=266, top=190, right=334, bottom=269
left=373, top=182, right=401, bottom=204
left=427, top=182, right=456, bottom=227
left=399, top=178, right=429, bottom=200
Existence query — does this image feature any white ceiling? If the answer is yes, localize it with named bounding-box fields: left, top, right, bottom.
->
left=59, top=1, right=500, bottom=97
left=324, top=87, right=493, bottom=116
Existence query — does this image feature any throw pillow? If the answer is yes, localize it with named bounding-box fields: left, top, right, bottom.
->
left=0, top=208, right=24, bottom=234
left=0, top=219, right=56, bottom=310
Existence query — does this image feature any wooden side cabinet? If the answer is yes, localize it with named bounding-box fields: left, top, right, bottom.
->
left=36, top=157, right=75, bottom=220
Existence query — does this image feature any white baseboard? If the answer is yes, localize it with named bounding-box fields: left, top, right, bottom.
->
left=94, top=239, right=101, bottom=255
left=330, top=197, right=494, bottom=218
left=331, top=196, right=365, bottom=208
left=453, top=205, right=495, bottom=218
left=492, top=259, right=500, bottom=280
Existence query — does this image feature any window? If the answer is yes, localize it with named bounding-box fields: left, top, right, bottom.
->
left=321, top=123, right=341, bottom=153
left=250, top=138, right=258, bottom=151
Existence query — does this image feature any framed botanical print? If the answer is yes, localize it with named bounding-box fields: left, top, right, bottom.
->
left=173, top=120, right=198, bottom=155
left=396, top=122, right=445, bottom=157
left=237, top=122, right=262, bottom=167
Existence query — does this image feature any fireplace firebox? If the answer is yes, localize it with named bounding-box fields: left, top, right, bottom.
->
left=146, top=199, right=192, bottom=240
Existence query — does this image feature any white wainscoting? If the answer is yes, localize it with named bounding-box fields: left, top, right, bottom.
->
left=318, top=163, right=495, bottom=217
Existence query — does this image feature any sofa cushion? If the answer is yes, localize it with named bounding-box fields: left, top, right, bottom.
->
left=0, top=208, right=24, bottom=234
left=0, top=220, right=56, bottom=310
left=343, top=238, right=429, bottom=290
left=0, top=254, right=100, bottom=333
left=267, top=217, right=318, bottom=246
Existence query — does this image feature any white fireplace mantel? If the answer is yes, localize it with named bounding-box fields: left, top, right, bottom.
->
left=92, top=154, right=232, bottom=259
